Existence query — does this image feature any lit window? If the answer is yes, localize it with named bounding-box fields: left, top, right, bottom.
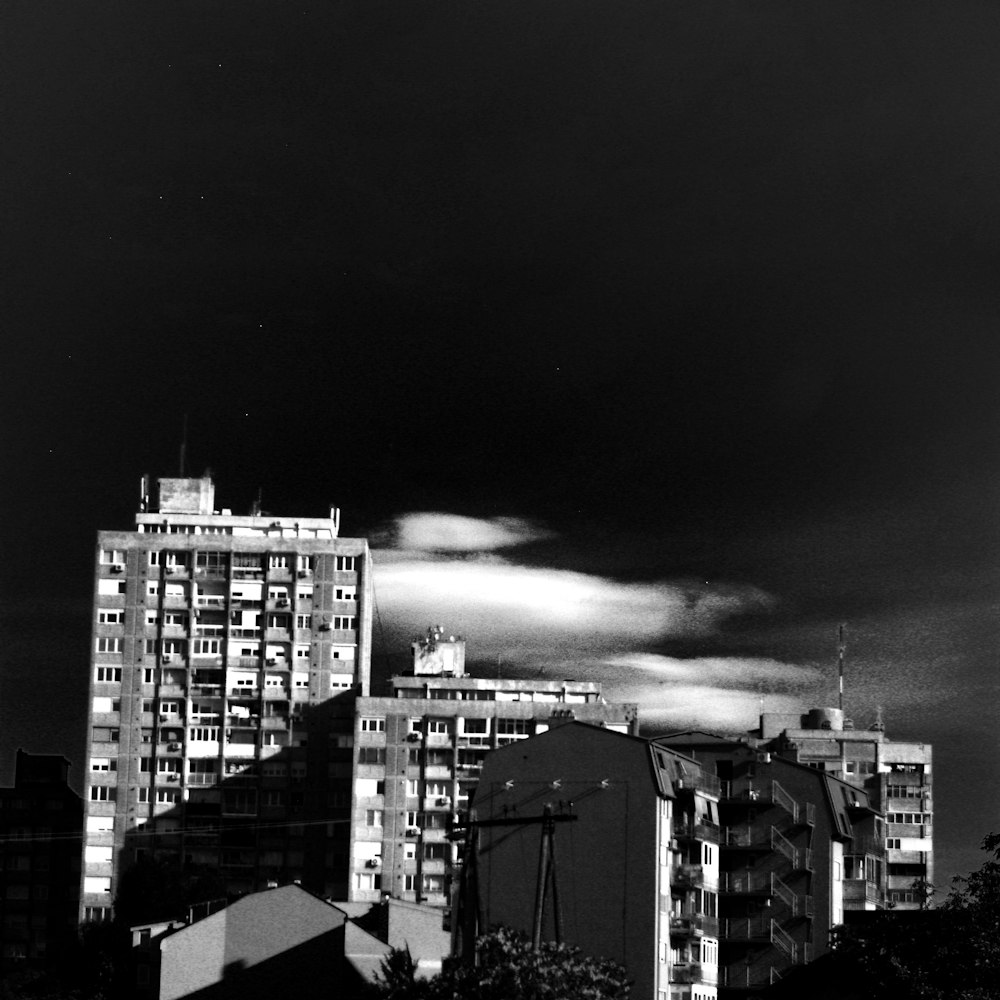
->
left=335, top=587, right=356, bottom=601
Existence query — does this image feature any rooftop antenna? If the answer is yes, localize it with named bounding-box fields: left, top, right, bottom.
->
left=179, top=413, right=189, bottom=477
left=838, top=623, right=847, bottom=712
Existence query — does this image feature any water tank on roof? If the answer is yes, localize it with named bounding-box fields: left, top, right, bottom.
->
left=805, top=707, right=844, bottom=731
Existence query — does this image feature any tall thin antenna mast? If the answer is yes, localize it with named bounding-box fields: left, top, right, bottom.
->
left=179, top=413, right=189, bottom=477
left=838, top=623, right=847, bottom=712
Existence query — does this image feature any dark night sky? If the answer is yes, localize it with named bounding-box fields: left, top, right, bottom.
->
left=2, top=0, right=998, bottom=894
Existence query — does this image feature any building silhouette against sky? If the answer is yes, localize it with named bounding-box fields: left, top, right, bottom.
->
left=81, top=476, right=372, bottom=921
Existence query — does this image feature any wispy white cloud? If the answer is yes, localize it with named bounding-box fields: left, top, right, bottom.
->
left=378, top=512, right=554, bottom=552
left=373, top=556, right=775, bottom=652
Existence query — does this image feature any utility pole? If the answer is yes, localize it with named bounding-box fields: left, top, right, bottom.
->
left=451, top=807, right=577, bottom=961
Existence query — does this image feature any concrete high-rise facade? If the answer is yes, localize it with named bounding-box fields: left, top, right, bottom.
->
left=81, top=476, right=372, bottom=922
left=347, top=628, right=639, bottom=908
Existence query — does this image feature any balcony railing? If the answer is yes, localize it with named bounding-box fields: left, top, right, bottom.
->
left=670, top=963, right=705, bottom=985
left=669, top=913, right=720, bottom=937
left=674, top=819, right=721, bottom=843
left=671, top=864, right=706, bottom=889
left=721, top=870, right=773, bottom=894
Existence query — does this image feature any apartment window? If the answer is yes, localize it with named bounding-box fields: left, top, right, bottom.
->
left=267, top=614, right=290, bottom=629
left=358, top=748, right=386, bottom=765
left=298, top=586, right=313, bottom=601
left=90, top=758, right=116, bottom=772
left=156, top=790, right=180, bottom=804
left=164, top=612, right=187, bottom=627
left=298, top=555, right=314, bottom=573
left=354, top=872, right=380, bottom=892
left=887, top=784, right=923, bottom=799
left=331, top=616, right=356, bottom=631
left=159, top=701, right=180, bottom=716
left=192, top=639, right=222, bottom=656
left=296, top=614, right=312, bottom=629
left=143, top=668, right=156, bottom=684
left=140, top=759, right=152, bottom=772
left=147, top=582, right=160, bottom=598
left=361, top=717, right=385, bottom=732
left=406, top=811, right=420, bottom=827
left=427, top=720, right=450, bottom=735
left=335, top=587, right=356, bottom=601
left=89, top=786, right=114, bottom=802
left=887, top=838, right=902, bottom=849
left=95, top=637, right=122, bottom=654
left=463, top=718, right=488, bottom=734
left=295, top=645, right=310, bottom=659
left=91, top=727, right=119, bottom=742
left=138, top=788, right=151, bottom=803
left=406, top=779, right=420, bottom=797
left=197, top=551, right=229, bottom=572
left=366, top=810, right=383, bottom=827
left=190, top=727, right=220, bottom=742
left=100, top=549, right=126, bottom=565
left=335, top=556, right=355, bottom=572
left=404, top=874, right=416, bottom=892
left=94, top=667, right=122, bottom=683
left=98, top=610, right=124, bottom=625
left=262, top=791, right=286, bottom=807
left=424, top=843, right=447, bottom=860
left=293, top=673, right=309, bottom=689
left=98, top=579, right=127, bottom=595
left=268, top=587, right=288, bottom=601
left=497, top=719, right=530, bottom=735
left=92, top=697, right=120, bottom=714
left=422, top=875, right=445, bottom=894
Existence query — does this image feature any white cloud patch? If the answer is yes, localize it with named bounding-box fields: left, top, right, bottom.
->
left=373, top=557, right=775, bottom=652
left=383, top=512, right=554, bottom=552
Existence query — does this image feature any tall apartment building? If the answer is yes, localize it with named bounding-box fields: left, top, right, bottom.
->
left=347, top=628, right=639, bottom=907
left=754, top=707, right=933, bottom=909
left=470, top=723, right=882, bottom=1000
left=81, top=476, right=372, bottom=922
left=0, top=752, right=82, bottom=966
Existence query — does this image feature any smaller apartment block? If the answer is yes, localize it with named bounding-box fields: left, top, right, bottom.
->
left=347, top=629, right=638, bottom=907
left=473, top=722, right=884, bottom=1000
left=756, top=707, right=932, bottom=909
